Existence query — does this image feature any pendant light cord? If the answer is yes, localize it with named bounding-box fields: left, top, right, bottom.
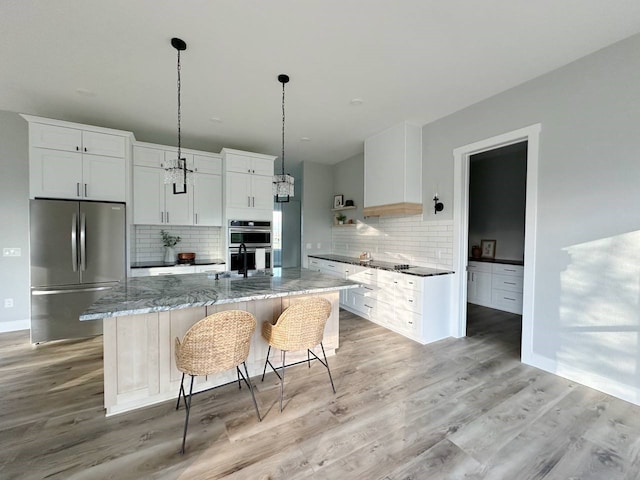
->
left=177, top=48, right=182, bottom=161
left=281, top=79, right=286, bottom=175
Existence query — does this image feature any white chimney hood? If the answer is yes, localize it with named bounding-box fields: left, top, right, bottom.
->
left=363, top=121, right=422, bottom=217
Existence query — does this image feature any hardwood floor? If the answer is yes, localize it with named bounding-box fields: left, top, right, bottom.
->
left=1, top=305, right=639, bottom=479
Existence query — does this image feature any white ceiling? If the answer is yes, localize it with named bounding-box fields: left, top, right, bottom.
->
left=2, top=1, right=640, bottom=165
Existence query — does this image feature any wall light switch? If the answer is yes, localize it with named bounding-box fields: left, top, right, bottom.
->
left=3, top=248, right=21, bottom=257
left=317, top=243, right=321, bottom=249
left=4, top=298, right=13, bottom=308
left=306, top=243, right=312, bottom=250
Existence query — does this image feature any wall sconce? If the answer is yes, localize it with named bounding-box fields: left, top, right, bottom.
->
left=433, top=195, right=444, bottom=214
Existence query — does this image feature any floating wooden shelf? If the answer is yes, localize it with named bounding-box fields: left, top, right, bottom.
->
left=331, top=205, right=357, bottom=212
left=363, top=202, right=422, bottom=218
left=332, top=223, right=356, bottom=227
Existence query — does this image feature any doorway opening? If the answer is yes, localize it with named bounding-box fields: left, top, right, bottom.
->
left=467, top=142, right=527, bottom=354
left=452, top=124, right=540, bottom=365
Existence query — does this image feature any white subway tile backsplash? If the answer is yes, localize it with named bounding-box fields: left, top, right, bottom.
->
left=331, top=214, right=454, bottom=268
left=134, top=225, right=222, bottom=263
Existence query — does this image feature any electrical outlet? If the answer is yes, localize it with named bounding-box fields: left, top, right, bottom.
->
left=306, top=243, right=312, bottom=250
left=4, top=298, right=13, bottom=308
left=317, top=243, right=321, bottom=249
left=3, top=248, right=21, bottom=257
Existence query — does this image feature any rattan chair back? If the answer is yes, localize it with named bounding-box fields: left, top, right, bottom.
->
left=175, top=310, right=256, bottom=377
left=262, top=297, right=331, bottom=351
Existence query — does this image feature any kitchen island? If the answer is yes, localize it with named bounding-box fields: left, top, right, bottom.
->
left=81, top=268, right=359, bottom=415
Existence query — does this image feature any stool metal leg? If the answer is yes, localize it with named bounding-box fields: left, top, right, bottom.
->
left=180, top=375, right=195, bottom=454
left=261, top=345, right=271, bottom=381
left=239, top=361, right=261, bottom=421
left=280, top=350, right=286, bottom=412
left=176, top=372, right=185, bottom=410
left=321, top=342, right=336, bottom=393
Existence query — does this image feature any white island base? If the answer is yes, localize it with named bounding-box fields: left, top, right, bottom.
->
left=103, top=292, right=339, bottom=416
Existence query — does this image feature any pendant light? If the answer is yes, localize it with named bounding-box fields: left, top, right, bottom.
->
left=273, top=74, right=294, bottom=202
left=164, top=37, right=193, bottom=194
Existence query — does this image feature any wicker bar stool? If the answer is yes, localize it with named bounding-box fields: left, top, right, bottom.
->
left=175, top=310, right=260, bottom=454
left=261, top=297, right=335, bottom=412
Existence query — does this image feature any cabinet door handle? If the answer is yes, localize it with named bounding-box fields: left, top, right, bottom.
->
left=252, top=196, right=255, bottom=207
left=505, top=281, right=516, bottom=285
left=84, top=183, right=88, bottom=197
left=160, top=212, right=164, bottom=223
left=76, top=146, right=80, bottom=151
left=76, top=182, right=81, bottom=197
left=364, top=304, right=373, bottom=308
left=166, top=212, right=170, bottom=223
left=195, top=213, right=198, bottom=224
left=248, top=196, right=251, bottom=207
left=84, top=147, right=87, bottom=152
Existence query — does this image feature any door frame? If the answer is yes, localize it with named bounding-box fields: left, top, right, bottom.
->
left=452, top=124, right=541, bottom=364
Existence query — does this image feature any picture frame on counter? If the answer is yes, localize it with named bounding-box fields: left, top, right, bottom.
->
left=481, top=239, right=496, bottom=259
left=333, top=194, right=344, bottom=208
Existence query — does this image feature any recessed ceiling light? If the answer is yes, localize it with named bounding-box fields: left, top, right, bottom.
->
left=75, top=88, right=96, bottom=96
left=209, top=117, right=223, bottom=123
left=301, top=137, right=311, bottom=141
left=350, top=98, right=364, bottom=106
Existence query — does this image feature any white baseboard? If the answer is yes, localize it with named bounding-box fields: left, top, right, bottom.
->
left=527, top=351, right=640, bottom=406
left=0, top=319, right=29, bottom=333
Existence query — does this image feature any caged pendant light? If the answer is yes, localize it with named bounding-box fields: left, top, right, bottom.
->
left=164, top=37, right=194, bottom=194
left=273, top=74, right=294, bottom=202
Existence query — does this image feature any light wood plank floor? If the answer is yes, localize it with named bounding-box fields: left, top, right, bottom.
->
left=1, top=305, right=639, bottom=479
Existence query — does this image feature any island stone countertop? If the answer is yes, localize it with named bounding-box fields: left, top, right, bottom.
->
left=80, top=267, right=359, bottom=321
left=308, top=253, right=454, bottom=277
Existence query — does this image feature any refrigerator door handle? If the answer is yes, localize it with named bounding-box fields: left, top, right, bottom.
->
left=80, top=212, right=86, bottom=272
left=71, top=213, right=78, bottom=272
left=32, top=286, right=112, bottom=295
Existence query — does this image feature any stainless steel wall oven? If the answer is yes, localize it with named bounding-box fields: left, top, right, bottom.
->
left=228, top=220, right=272, bottom=273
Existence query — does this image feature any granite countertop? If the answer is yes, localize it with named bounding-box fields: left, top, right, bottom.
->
left=468, top=257, right=524, bottom=266
left=80, top=268, right=359, bottom=321
left=308, top=254, right=455, bottom=277
left=131, top=259, right=226, bottom=269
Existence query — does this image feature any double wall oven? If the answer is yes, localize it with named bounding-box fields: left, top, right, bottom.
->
left=228, top=220, right=272, bottom=273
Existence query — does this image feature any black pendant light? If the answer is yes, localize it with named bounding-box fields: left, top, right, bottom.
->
left=273, top=74, right=294, bottom=202
left=164, top=37, right=193, bottom=194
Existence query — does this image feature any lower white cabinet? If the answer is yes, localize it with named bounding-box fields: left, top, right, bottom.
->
left=467, top=261, right=523, bottom=314
left=308, top=256, right=451, bottom=344
left=130, top=264, right=226, bottom=277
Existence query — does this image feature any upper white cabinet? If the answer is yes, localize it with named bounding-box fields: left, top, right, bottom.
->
left=24, top=117, right=131, bottom=202
left=132, top=142, right=222, bottom=226
left=363, top=122, right=422, bottom=217
left=222, top=148, right=275, bottom=221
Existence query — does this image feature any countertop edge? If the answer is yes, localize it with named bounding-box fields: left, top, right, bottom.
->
left=308, top=254, right=454, bottom=276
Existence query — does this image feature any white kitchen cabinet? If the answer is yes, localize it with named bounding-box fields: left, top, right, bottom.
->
left=363, top=121, right=421, bottom=210
left=194, top=173, right=222, bottom=226
left=25, top=118, right=130, bottom=201
left=222, top=148, right=276, bottom=221
left=467, top=261, right=523, bottom=314
left=132, top=142, right=222, bottom=226
left=467, top=261, right=492, bottom=307
left=132, top=166, right=193, bottom=225
left=194, top=264, right=226, bottom=274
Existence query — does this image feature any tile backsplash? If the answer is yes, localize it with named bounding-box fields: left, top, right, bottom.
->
left=331, top=215, right=453, bottom=268
left=134, top=225, right=223, bottom=262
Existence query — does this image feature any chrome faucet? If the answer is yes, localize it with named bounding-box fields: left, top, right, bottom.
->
left=238, top=243, right=248, bottom=278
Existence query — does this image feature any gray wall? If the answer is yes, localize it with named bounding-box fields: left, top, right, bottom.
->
left=423, top=33, right=640, bottom=393
left=301, top=161, right=333, bottom=266
left=469, top=146, right=527, bottom=261
left=333, top=152, right=364, bottom=224
left=280, top=161, right=302, bottom=268
left=0, top=111, right=29, bottom=331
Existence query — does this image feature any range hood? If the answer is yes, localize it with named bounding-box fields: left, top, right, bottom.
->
left=363, top=122, right=422, bottom=217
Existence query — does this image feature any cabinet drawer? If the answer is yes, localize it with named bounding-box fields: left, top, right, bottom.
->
left=308, top=258, right=322, bottom=271
left=376, top=270, right=397, bottom=287
left=467, top=261, right=493, bottom=273
left=395, top=289, right=422, bottom=314
left=395, top=274, right=423, bottom=293
left=492, top=274, right=523, bottom=293
left=491, top=290, right=523, bottom=314
left=492, top=264, right=523, bottom=277
left=352, top=268, right=377, bottom=284
left=194, top=265, right=226, bottom=274
left=395, top=309, right=421, bottom=335
left=351, top=293, right=376, bottom=317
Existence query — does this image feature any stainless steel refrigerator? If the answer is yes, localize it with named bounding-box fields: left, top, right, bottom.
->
left=30, top=199, right=126, bottom=343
